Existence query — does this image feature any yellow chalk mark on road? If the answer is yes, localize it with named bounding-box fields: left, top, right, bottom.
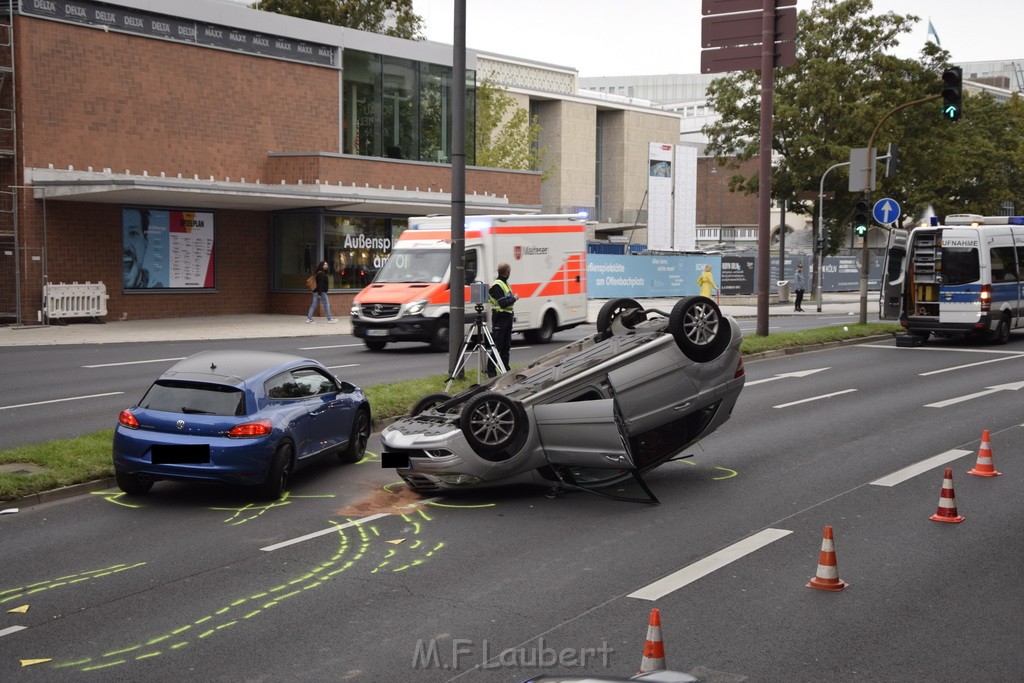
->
left=20, top=659, right=52, bottom=667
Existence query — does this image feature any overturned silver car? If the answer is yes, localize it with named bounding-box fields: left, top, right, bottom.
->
left=380, top=297, right=745, bottom=502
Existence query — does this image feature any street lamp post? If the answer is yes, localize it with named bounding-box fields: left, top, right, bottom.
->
left=817, top=160, right=850, bottom=312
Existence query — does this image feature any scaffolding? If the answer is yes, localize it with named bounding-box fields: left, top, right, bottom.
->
left=0, top=0, right=17, bottom=323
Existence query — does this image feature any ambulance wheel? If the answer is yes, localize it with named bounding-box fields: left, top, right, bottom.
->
left=364, top=339, right=387, bottom=351
left=429, top=316, right=449, bottom=352
left=669, top=296, right=731, bottom=362
left=596, top=298, right=645, bottom=335
left=524, top=311, right=557, bottom=344
left=459, top=391, right=527, bottom=460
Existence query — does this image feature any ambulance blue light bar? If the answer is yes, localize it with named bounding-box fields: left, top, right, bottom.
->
left=1008, top=216, right=1024, bottom=225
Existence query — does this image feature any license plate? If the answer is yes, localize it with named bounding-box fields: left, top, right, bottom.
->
left=152, top=444, right=210, bottom=464
left=381, top=451, right=409, bottom=468
left=365, top=329, right=388, bottom=337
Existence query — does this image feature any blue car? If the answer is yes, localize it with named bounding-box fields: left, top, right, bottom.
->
left=113, top=350, right=371, bottom=499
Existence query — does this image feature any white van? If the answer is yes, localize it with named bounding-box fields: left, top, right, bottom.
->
left=892, top=214, right=1024, bottom=343
left=350, top=214, right=588, bottom=351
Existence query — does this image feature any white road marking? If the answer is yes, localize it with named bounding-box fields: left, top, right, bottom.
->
left=0, top=392, right=124, bottom=411
left=745, top=367, right=830, bottom=386
left=773, top=388, right=856, bottom=409
left=870, top=449, right=973, bottom=487
left=298, top=343, right=366, bottom=350
left=925, top=380, right=1024, bottom=408
left=261, top=496, right=442, bottom=552
left=628, top=528, right=793, bottom=601
left=0, top=626, right=27, bottom=638
left=261, top=514, right=391, bottom=551
left=83, top=357, right=184, bottom=368
left=919, top=354, right=1024, bottom=376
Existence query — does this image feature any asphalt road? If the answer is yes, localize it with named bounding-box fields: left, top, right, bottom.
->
left=4, top=333, right=1024, bottom=681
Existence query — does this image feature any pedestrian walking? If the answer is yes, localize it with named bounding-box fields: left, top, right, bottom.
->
left=307, top=261, right=338, bottom=323
left=794, top=264, right=806, bottom=312
left=697, top=264, right=719, bottom=299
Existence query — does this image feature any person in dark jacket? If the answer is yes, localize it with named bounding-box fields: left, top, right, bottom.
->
left=306, top=261, right=337, bottom=323
left=486, top=262, right=518, bottom=377
left=793, top=264, right=806, bottom=312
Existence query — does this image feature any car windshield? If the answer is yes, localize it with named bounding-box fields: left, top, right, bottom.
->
left=139, top=380, right=246, bottom=416
left=373, top=249, right=449, bottom=283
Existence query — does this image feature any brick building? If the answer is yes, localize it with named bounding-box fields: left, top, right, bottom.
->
left=0, top=0, right=681, bottom=324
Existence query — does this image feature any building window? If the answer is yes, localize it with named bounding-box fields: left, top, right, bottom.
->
left=419, top=62, right=452, bottom=163
left=271, top=211, right=407, bottom=292
left=343, top=50, right=381, bottom=156
left=381, top=56, right=416, bottom=160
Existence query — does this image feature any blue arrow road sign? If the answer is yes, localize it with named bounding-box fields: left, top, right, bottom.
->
left=873, top=198, right=900, bottom=225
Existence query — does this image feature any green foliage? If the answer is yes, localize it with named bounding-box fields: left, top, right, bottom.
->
left=704, top=0, right=1024, bottom=249
left=0, top=430, right=115, bottom=501
left=251, top=0, right=423, bottom=39
left=475, top=79, right=553, bottom=180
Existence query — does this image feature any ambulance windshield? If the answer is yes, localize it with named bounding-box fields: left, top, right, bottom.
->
left=374, top=249, right=450, bottom=283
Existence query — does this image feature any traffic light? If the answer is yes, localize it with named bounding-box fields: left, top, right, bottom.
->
left=854, top=200, right=870, bottom=237
left=941, top=66, right=962, bottom=121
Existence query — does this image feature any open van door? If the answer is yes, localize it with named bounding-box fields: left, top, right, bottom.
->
left=879, top=227, right=908, bottom=320
left=534, top=399, right=658, bottom=503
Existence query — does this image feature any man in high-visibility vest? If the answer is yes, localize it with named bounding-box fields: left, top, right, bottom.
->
left=487, top=262, right=518, bottom=377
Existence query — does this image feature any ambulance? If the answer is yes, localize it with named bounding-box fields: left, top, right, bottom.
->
left=891, top=214, right=1024, bottom=344
left=350, top=214, right=589, bottom=351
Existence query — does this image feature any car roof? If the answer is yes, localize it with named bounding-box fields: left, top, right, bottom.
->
left=159, top=350, right=317, bottom=387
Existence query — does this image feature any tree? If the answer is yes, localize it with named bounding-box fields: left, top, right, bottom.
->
left=475, top=79, right=553, bottom=180
left=704, top=0, right=1024, bottom=251
left=251, top=0, right=423, bottom=39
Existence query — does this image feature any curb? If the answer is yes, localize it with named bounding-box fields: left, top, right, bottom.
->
left=9, top=477, right=116, bottom=510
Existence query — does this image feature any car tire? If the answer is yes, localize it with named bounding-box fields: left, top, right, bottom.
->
left=669, top=296, right=731, bottom=362
left=338, top=408, right=371, bottom=464
left=459, top=391, right=526, bottom=459
left=429, top=316, right=449, bottom=352
left=257, top=442, right=293, bottom=500
left=115, top=470, right=153, bottom=495
left=524, top=311, right=557, bottom=344
left=596, top=298, right=645, bottom=335
left=992, top=316, right=1011, bottom=345
left=364, top=339, right=387, bottom=351
left=411, top=392, right=452, bottom=416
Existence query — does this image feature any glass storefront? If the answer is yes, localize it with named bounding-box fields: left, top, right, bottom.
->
left=271, top=211, right=408, bottom=291
left=341, top=49, right=475, bottom=165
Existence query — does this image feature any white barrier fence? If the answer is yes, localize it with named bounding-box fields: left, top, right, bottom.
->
left=44, top=281, right=109, bottom=321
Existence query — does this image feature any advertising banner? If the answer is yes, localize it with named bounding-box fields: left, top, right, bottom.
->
left=123, top=209, right=215, bottom=290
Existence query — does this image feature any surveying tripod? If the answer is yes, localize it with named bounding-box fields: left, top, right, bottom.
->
left=445, top=303, right=506, bottom=392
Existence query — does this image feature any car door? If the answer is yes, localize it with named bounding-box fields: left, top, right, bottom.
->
left=293, top=367, right=350, bottom=457
left=606, top=342, right=699, bottom=437
left=879, top=227, right=907, bottom=320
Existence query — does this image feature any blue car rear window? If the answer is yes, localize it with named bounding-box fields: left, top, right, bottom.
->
left=140, top=381, right=246, bottom=416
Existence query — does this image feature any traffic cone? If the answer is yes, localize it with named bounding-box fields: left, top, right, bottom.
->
left=806, top=525, right=847, bottom=591
left=968, top=430, right=1001, bottom=477
left=930, top=467, right=964, bottom=523
left=637, top=608, right=666, bottom=673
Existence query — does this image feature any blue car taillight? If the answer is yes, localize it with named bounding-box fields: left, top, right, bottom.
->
left=228, top=419, right=273, bottom=438
left=118, top=409, right=140, bottom=429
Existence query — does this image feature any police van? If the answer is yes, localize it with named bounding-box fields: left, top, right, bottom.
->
left=884, top=214, right=1024, bottom=344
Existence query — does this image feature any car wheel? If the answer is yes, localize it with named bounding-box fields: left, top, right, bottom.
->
left=524, top=311, right=557, bottom=344
left=115, top=470, right=153, bottom=495
left=364, top=339, right=387, bottom=351
left=992, top=316, right=1011, bottom=345
left=459, top=391, right=526, bottom=458
left=596, top=298, right=645, bottom=335
left=669, top=296, right=731, bottom=362
left=429, top=316, right=449, bottom=352
left=257, top=442, right=293, bottom=500
left=338, top=408, right=371, bottom=464
left=411, top=392, right=452, bottom=416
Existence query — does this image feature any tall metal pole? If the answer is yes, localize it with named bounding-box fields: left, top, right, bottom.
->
left=817, top=161, right=849, bottom=312
left=755, top=0, right=776, bottom=336
left=448, top=0, right=467, bottom=375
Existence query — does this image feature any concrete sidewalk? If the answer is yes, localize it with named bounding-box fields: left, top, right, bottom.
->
left=0, top=294, right=872, bottom=347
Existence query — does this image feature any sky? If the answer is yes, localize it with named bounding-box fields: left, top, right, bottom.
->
left=410, top=0, right=1022, bottom=77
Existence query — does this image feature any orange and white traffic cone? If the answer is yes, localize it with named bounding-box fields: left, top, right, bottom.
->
left=806, top=525, right=847, bottom=591
left=968, top=430, right=1001, bottom=477
left=930, top=467, right=965, bottom=523
left=637, top=608, right=666, bottom=673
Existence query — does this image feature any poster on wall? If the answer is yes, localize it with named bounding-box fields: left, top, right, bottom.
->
left=647, top=143, right=674, bottom=251
left=674, top=145, right=697, bottom=252
left=123, top=208, right=215, bottom=290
